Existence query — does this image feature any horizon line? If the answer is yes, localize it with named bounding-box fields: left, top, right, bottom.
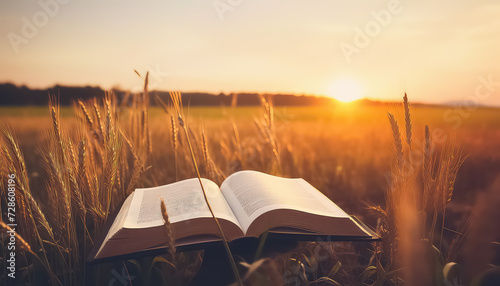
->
left=1, top=81, right=499, bottom=108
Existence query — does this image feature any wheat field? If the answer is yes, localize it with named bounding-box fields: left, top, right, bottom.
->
left=1, top=89, right=500, bottom=285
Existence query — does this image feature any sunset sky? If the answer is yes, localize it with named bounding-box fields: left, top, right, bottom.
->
left=1, top=0, right=499, bottom=105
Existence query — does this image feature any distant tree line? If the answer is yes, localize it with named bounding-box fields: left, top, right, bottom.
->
left=0, top=83, right=334, bottom=106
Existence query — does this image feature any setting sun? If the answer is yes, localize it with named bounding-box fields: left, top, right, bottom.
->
left=328, top=78, right=364, bottom=102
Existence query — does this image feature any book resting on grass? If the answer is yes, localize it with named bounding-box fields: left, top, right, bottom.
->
left=93, top=170, right=376, bottom=260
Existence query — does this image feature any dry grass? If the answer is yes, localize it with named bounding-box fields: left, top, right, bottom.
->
left=1, top=88, right=499, bottom=285
left=370, top=95, right=473, bottom=286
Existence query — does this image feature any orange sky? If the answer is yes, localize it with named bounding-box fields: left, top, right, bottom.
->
left=0, top=1, right=499, bottom=105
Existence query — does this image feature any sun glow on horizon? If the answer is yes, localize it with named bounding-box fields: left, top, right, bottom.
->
left=327, top=78, right=364, bottom=103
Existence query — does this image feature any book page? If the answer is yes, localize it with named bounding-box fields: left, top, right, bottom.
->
left=95, top=191, right=136, bottom=258
left=124, top=178, right=241, bottom=230
left=220, top=171, right=349, bottom=234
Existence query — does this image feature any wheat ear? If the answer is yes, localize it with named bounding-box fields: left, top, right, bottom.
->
left=170, top=114, right=178, bottom=181
left=160, top=198, right=176, bottom=267
left=387, top=113, right=403, bottom=171
left=78, top=100, right=94, bottom=130
left=403, top=93, right=412, bottom=149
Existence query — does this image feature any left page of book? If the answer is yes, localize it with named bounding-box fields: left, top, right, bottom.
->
left=94, top=192, right=136, bottom=258
left=124, top=178, right=242, bottom=230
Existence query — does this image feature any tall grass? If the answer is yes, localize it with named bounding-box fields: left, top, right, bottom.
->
left=0, top=88, right=152, bottom=284
left=167, top=90, right=242, bottom=285
left=1, top=88, right=498, bottom=285
left=369, top=95, right=470, bottom=285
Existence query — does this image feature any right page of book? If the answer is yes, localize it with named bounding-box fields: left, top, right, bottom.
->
left=220, top=170, right=350, bottom=234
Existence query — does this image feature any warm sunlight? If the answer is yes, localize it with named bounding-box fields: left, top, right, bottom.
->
left=328, top=78, right=364, bottom=102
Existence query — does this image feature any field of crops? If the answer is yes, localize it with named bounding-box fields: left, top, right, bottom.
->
left=1, top=94, right=500, bottom=285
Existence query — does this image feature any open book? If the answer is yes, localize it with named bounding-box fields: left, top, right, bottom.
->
left=93, top=171, right=375, bottom=260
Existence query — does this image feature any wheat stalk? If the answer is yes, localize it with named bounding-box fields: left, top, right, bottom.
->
left=0, top=220, right=32, bottom=253
left=160, top=198, right=176, bottom=267
left=422, top=125, right=433, bottom=212
left=120, top=128, right=143, bottom=196
left=170, top=114, right=178, bottom=181
left=155, top=94, right=170, bottom=114
left=77, top=139, right=87, bottom=184
left=102, top=142, right=119, bottom=217
left=105, top=98, right=113, bottom=142
left=93, top=101, right=104, bottom=142
left=142, top=72, right=152, bottom=156
left=201, top=127, right=215, bottom=179
left=168, top=90, right=243, bottom=285
left=387, top=113, right=403, bottom=171
left=1, top=126, right=63, bottom=285
left=403, top=93, right=412, bottom=149
left=78, top=100, right=94, bottom=130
